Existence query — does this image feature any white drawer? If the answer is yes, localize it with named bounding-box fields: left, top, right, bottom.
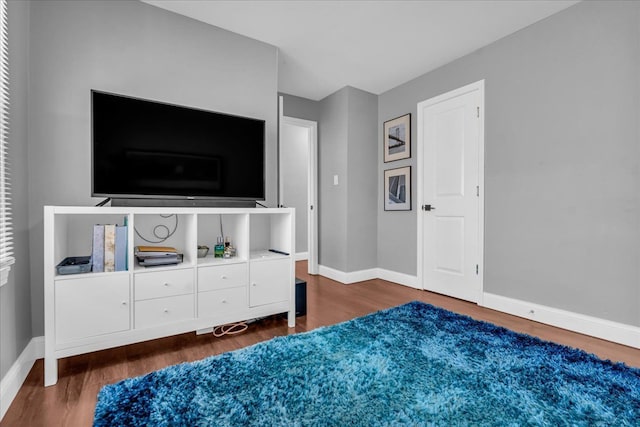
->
left=135, top=294, right=194, bottom=330
left=198, top=287, right=247, bottom=318
left=135, top=268, right=194, bottom=301
left=198, top=263, right=247, bottom=292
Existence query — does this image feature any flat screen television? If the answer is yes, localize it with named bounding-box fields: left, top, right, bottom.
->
left=91, top=90, right=265, bottom=203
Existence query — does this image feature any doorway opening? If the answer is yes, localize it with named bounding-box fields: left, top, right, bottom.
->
left=278, top=109, right=318, bottom=275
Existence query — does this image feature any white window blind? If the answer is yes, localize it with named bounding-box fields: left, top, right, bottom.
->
left=0, top=0, right=13, bottom=287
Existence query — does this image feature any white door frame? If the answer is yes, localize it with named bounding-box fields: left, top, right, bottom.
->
left=278, top=109, right=319, bottom=275
left=416, top=80, right=485, bottom=303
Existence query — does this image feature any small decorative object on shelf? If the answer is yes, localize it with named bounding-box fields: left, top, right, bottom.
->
left=56, top=256, right=92, bottom=275
left=223, top=237, right=236, bottom=258
left=197, top=245, right=209, bottom=258
left=214, top=237, right=225, bottom=258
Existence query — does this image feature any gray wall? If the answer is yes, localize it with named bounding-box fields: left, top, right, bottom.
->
left=346, top=88, right=378, bottom=272
left=319, top=88, right=348, bottom=271
left=1, top=0, right=32, bottom=379
left=378, top=0, right=640, bottom=325
left=318, top=87, right=378, bottom=272
left=280, top=122, right=308, bottom=253
left=27, top=0, right=278, bottom=335
left=281, top=92, right=321, bottom=123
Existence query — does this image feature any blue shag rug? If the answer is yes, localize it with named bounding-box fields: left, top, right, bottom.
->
left=94, top=301, right=640, bottom=426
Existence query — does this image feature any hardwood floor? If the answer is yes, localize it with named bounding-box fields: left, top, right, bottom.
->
left=3, top=261, right=640, bottom=426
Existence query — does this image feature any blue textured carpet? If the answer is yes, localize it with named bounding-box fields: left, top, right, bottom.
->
left=94, top=301, right=640, bottom=426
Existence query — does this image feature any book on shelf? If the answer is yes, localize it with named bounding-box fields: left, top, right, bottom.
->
left=91, top=222, right=128, bottom=273
left=136, top=253, right=183, bottom=266
left=134, top=245, right=182, bottom=267
left=137, top=254, right=181, bottom=267
left=115, top=224, right=127, bottom=271
left=135, top=245, right=177, bottom=253
left=134, top=246, right=177, bottom=257
left=104, top=224, right=116, bottom=272
left=91, top=225, right=105, bottom=272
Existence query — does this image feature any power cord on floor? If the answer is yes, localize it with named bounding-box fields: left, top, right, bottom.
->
left=212, top=322, right=249, bottom=337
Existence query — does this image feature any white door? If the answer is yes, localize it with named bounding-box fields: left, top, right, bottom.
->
left=417, top=81, right=484, bottom=303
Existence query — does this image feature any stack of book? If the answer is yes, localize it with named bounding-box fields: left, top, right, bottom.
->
left=135, top=246, right=182, bottom=267
left=92, top=223, right=128, bottom=272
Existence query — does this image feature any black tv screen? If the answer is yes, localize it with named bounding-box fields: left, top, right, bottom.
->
left=92, top=90, right=265, bottom=201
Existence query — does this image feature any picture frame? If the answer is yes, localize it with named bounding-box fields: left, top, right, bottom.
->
left=383, top=113, right=411, bottom=162
left=384, top=166, right=411, bottom=211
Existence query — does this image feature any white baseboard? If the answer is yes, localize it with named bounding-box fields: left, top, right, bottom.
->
left=376, top=268, right=419, bottom=289
left=1, top=336, right=44, bottom=421
left=318, top=265, right=378, bottom=284
left=314, top=266, right=640, bottom=349
left=317, top=265, right=418, bottom=288
left=295, top=252, right=309, bottom=261
left=482, top=293, right=640, bottom=349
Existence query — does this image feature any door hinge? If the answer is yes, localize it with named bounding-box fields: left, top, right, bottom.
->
left=477, top=106, right=480, bottom=118
left=476, top=264, right=479, bottom=275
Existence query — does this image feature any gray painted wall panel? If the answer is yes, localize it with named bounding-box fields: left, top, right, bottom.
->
left=318, top=88, right=348, bottom=271
left=27, top=0, right=278, bottom=335
left=346, top=87, right=378, bottom=272
left=378, top=0, right=640, bottom=325
left=317, top=87, right=378, bottom=273
left=281, top=93, right=321, bottom=123
left=1, top=0, right=33, bottom=379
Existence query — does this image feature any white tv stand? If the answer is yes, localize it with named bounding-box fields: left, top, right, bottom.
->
left=43, top=206, right=295, bottom=386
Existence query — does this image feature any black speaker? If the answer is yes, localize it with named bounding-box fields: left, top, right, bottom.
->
left=295, top=278, right=307, bottom=316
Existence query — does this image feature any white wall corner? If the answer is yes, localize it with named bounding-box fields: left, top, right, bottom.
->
left=0, top=336, right=44, bottom=421
left=482, top=293, right=640, bottom=349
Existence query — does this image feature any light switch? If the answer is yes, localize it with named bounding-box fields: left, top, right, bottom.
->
left=333, top=175, right=339, bottom=186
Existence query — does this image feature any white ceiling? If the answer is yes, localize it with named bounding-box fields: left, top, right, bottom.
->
left=142, top=0, right=579, bottom=101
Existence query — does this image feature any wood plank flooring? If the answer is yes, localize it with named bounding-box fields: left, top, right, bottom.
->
left=3, top=262, right=640, bottom=426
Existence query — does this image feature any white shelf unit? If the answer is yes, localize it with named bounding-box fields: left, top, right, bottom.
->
left=44, top=206, right=295, bottom=386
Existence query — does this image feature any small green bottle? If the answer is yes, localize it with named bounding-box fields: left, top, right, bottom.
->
left=214, top=237, right=224, bottom=258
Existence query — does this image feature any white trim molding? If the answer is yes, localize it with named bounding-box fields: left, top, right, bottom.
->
left=295, top=252, right=309, bottom=261
left=280, top=114, right=319, bottom=276
left=482, top=293, right=640, bottom=349
left=318, top=265, right=378, bottom=284
left=314, top=267, right=640, bottom=349
left=0, top=336, right=44, bottom=421
left=318, top=265, right=418, bottom=288
left=376, top=268, right=419, bottom=289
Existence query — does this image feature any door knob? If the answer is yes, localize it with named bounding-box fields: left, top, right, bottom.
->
left=422, top=204, right=435, bottom=211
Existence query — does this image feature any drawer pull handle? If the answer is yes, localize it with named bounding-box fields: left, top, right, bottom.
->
left=121, top=301, right=127, bottom=306
left=164, top=309, right=169, bottom=313
left=221, top=275, right=227, bottom=280
left=252, top=283, right=257, bottom=287
left=164, top=282, right=170, bottom=287
left=221, top=299, right=227, bottom=304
